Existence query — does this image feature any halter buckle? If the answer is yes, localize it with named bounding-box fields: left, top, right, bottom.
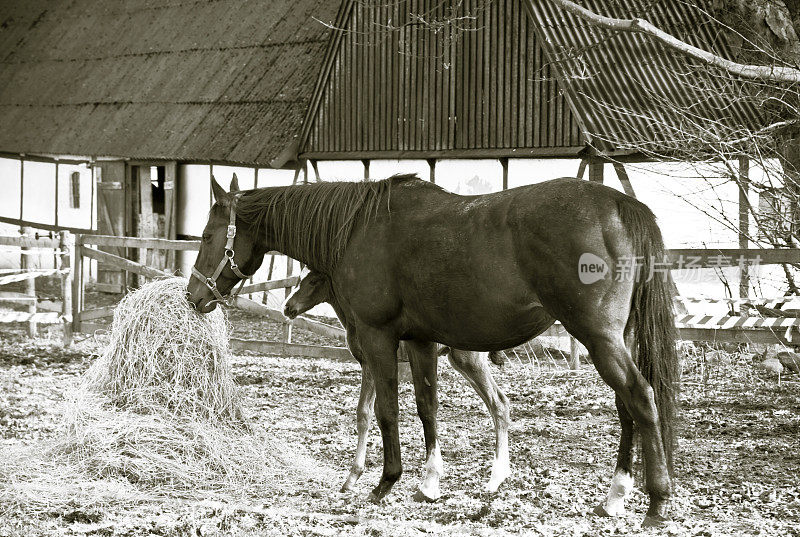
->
left=227, top=224, right=236, bottom=239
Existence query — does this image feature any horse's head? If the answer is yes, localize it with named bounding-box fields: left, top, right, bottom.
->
left=284, top=271, right=331, bottom=319
left=186, top=174, right=266, bottom=313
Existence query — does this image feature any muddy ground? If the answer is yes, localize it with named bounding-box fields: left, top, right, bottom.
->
left=0, top=303, right=799, bottom=536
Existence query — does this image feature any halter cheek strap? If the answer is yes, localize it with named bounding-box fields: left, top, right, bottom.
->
left=191, top=202, right=249, bottom=305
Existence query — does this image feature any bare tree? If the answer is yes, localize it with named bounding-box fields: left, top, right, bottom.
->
left=527, top=0, right=800, bottom=296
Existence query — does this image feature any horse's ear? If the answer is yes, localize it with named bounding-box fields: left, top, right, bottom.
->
left=230, top=173, right=240, bottom=193
left=210, top=176, right=229, bottom=205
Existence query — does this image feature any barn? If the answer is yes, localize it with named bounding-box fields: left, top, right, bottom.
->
left=0, top=0, right=767, bottom=305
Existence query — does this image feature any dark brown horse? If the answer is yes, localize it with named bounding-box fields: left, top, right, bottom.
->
left=284, top=270, right=510, bottom=498
left=187, top=174, right=678, bottom=526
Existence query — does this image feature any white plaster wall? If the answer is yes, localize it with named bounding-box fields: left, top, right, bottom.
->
left=56, top=163, right=93, bottom=229
left=22, top=161, right=56, bottom=226
left=369, top=159, right=430, bottom=180
left=176, top=164, right=212, bottom=277
left=507, top=158, right=582, bottom=188
left=0, top=157, right=95, bottom=279
left=436, top=159, right=503, bottom=194
left=0, top=158, right=23, bottom=268
left=212, top=165, right=256, bottom=191
left=257, top=168, right=298, bottom=187
left=312, top=160, right=365, bottom=182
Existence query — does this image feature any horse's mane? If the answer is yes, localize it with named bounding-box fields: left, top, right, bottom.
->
left=236, top=174, right=431, bottom=272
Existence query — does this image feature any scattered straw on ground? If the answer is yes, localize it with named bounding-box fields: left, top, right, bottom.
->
left=0, top=277, right=330, bottom=515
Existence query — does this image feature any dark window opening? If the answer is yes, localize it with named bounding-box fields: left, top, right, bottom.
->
left=151, top=166, right=165, bottom=215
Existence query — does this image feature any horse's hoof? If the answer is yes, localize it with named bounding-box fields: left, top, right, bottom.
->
left=412, top=488, right=438, bottom=503
left=592, top=504, right=613, bottom=517
left=339, top=483, right=351, bottom=493
left=367, top=492, right=381, bottom=504
left=642, top=514, right=670, bottom=528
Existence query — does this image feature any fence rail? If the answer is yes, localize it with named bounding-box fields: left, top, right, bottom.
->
left=81, top=235, right=200, bottom=251
left=7, top=224, right=800, bottom=360
left=667, top=248, right=800, bottom=266
left=0, top=231, right=73, bottom=343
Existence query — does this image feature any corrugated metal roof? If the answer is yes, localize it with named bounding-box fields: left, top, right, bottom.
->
left=0, top=0, right=338, bottom=165
left=527, top=0, right=765, bottom=153
left=303, top=0, right=586, bottom=157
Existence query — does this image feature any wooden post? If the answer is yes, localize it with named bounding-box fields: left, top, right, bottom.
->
left=612, top=162, right=637, bottom=197
left=95, top=162, right=126, bottom=293
left=54, top=161, right=59, bottom=227
left=90, top=160, right=96, bottom=232
left=569, top=336, right=580, bottom=370
left=739, top=156, right=750, bottom=298
left=588, top=160, right=604, bottom=183
left=576, top=159, right=588, bottom=179
left=428, top=158, right=436, bottom=183
left=54, top=161, right=59, bottom=270
left=138, top=166, right=154, bottom=274
left=164, top=162, right=177, bottom=271
left=501, top=157, right=509, bottom=190
left=363, top=159, right=370, bottom=181
left=283, top=256, right=295, bottom=343
left=71, top=234, right=83, bottom=335
left=21, top=226, right=37, bottom=337
left=263, top=254, right=276, bottom=305
left=311, top=160, right=322, bottom=182
left=60, top=231, right=73, bottom=346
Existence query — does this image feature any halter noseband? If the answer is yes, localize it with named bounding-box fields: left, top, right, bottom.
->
left=191, top=201, right=249, bottom=306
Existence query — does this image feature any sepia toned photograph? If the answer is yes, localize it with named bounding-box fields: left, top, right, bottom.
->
left=0, top=1, right=798, bottom=535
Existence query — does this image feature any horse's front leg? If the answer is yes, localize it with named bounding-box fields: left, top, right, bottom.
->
left=405, top=340, right=442, bottom=502
left=447, top=349, right=511, bottom=493
left=341, top=365, right=376, bottom=492
left=357, top=330, right=402, bottom=503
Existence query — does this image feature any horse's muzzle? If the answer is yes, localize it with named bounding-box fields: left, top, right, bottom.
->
left=185, top=280, right=218, bottom=314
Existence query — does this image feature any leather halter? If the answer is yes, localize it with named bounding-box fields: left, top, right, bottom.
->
left=190, top=201, right=249, bottom=306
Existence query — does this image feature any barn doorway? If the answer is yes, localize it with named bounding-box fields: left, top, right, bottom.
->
left=94, top=161, right=176, bottom=291
left=127, top=163, right=177, bottom=285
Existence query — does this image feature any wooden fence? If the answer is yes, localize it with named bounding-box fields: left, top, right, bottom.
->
left=4, top=226, right=800, bottom=363
left=0, top=231, right=73, bottom=343
left=71, top=234, right=348, bottom=360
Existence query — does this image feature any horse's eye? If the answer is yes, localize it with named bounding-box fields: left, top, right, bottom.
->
left=202, top=233, right=212, bottom=243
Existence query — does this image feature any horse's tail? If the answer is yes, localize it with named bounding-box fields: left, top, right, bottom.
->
left=617, top=198, right=680, bottom=475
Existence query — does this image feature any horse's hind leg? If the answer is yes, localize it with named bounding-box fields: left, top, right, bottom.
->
left=405, top=340, right=443, bottom=502
left=447, top=349, right=511, bottom=493
left=593, top=395, right=635, bottom=517
left=341, top=366, right=376, bottom=492
left=587, top=336, right=672, bottom=523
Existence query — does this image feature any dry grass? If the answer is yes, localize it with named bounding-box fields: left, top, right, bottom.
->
left=83, top=277, right=242, bottom=422
left=0, top=278, right=330, bottom=516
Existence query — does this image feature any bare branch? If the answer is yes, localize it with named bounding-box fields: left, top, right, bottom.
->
left=542, top=0, right=800, bottom=83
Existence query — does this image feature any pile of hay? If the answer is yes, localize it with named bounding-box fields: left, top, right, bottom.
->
left=82, top=277, right=242, bottom=422
left=1, top=278, right=329, bottom=513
